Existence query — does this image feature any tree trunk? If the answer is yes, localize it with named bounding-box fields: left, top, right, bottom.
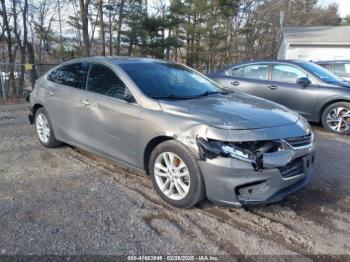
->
left=185, top=14, right=192, bottom=66
left=166, top=29, right=171, bottom=60
left=108, top=0, right=113, bottom=55
left=99, top=0, right=106, bottom=56
left=18, top=0, right=28, bottom=96
left=13, top=0, right=27, bottom=96
left=1, top=0, right=15, bottom=97
left=27, top=42, right=38, bottom=88
left=115, top=0, right=126, bottom=55
left=79, top=0, right=91, bottom=56
left=128, top=31, right=134, bottom=56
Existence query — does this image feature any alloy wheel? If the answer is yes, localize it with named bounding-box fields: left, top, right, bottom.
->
left=154, top=152, right=190, bottom=201
left=36, top=113, right=50, bottom=143
left=326, top=107, right=350, bottom=132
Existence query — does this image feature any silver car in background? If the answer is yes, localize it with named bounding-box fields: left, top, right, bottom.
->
left=29, top=57, right=315, bottom=208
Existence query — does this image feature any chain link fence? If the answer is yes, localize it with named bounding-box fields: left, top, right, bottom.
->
left=0, top=64, right=57, bottom=100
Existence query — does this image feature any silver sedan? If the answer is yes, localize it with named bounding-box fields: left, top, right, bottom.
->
left=29, top=57, right=315, bottom=208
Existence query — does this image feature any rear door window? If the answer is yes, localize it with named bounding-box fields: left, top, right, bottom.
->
left=231, top=67, right=244, bottom=77
left=87, top=63, right=131, bottom=101
left=48, top=63, right=90, bottom=89
left=47, top=69, right=60, bottom=83
left=233, top=64, right=268, bottom=80
left=242, top=64, right=268, bottom=80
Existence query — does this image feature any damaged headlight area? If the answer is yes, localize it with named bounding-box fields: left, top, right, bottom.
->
left=196, top=137, right=284, bottom=171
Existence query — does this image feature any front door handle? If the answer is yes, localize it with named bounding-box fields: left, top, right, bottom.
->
left=231, top=81, right=240, bottom=86
left=268, top=85, right=278, bottom=90
left=49, top=91, right=55, bottom=96
left=81, top=99, right=90, bottom=106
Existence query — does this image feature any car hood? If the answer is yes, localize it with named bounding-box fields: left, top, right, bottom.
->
left=159, top=93, right=300, bottom=130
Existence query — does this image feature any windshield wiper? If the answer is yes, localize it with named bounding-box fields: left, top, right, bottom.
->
left=151, top=94, right=194, bottom=100
left=195, top=91, right=230, bottom=97
left=151, top=91, right=231, bottom=100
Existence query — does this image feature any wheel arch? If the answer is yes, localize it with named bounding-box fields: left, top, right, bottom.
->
left=319, top=99, right=350, bottom=122
left=29, top=103, right=44, bottom=124
left=143, top=136, right=175, bottom=175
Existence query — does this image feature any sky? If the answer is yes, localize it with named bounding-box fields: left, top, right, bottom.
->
left=318, top=0, right=350, bottom=18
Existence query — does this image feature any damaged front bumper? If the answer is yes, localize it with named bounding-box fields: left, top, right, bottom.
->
left=197, top=133, right=315, bottom=206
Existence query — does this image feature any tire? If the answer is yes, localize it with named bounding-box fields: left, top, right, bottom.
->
left=149, top=140, right=205, bottom=208
left=321, top=102, right=350, bottom=135
left=35, top=107, right=62, bottom=147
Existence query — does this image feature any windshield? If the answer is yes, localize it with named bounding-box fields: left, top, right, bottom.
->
left=298, top=62, right=344, bottom=83
left=119, top=62, right=222, bottom=99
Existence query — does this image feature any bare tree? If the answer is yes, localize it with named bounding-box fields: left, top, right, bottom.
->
left=79, top=0, right=91, bottom=56
left=98, top=0, right=106, bottom=55
left=12, top=0, right=29, bottom=95
left=115, top=0, right=126, bottom=55
left=1, top=0, right=15, bottom=96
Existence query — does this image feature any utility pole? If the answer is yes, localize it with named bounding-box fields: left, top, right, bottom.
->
left=280, top=11, right=285, bottom=30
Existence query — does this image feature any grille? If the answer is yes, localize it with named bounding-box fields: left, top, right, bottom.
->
left=283, top=134, right=312, bottom=148
left=278, top=158, right=304, bottom=178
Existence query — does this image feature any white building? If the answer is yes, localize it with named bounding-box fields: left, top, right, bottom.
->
left=277, top=26, right=350, bottom=61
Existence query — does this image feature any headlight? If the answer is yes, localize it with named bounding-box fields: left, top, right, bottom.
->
left=196, top=137, right=262, bottom=169
left=221, top=145, right=256, bottom=164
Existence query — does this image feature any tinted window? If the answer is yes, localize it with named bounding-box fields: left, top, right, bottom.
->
left=272, top=64, right=307, bottom=83
left=334, top=63, right=350, bottom=74
left=119, top=62, right=221, bottom=99
left=87, top=63, right=128, bottom=100
left=47, top=69, right=59, bottom=83
left=48, top=63, right=90, bottom=89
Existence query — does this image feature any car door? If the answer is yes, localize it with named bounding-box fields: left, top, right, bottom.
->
left=265, top=63, right=319, bottom=119
left=215, top=63, right=269, bottom=98
left=44, top=62, right=90, bottom=142
left=76, top=63, right=141, bottom=166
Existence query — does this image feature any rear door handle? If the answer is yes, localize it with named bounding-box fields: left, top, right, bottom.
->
left=268, top=85, right=278, bottom=90
left=80, top=99, right=90, bottom=106
left=49, top=91, right=55, bottom=96
left=231, top=81, right=240, bottom=86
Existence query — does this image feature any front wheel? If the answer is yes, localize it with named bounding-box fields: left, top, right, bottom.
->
left=149, top=140, right=205, bottom=208
left=322, top=102, right=350, bottom=135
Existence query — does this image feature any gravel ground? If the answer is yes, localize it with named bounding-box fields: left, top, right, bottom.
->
left=0, top=102, right=349, bottom=257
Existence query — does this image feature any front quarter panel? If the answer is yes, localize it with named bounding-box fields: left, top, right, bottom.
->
left=136, top=105, right=310, bottom=169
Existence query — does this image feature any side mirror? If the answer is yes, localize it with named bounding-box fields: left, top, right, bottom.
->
left=296, top=77, right=311, bottom=87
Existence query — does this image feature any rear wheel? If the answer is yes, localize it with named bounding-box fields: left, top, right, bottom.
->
left=322, top=102, right=350, bottom=135
left=149, top=140, right=205, bottom=208
left=35, top=108, right=62, bottom=147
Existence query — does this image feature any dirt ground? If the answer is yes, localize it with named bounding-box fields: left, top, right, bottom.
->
left=0, top=102, right=349, bottom=257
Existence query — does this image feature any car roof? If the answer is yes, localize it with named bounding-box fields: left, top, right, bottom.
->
left=60, top=56, right=166, bottom=65
left=217, top=59, right=308, bottom=71
left=316, top=60, right=350, bottom=64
